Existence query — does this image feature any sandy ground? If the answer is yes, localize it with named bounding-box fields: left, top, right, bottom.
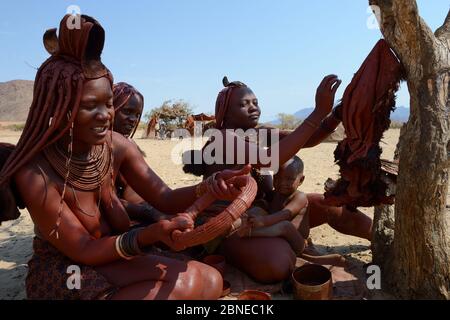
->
left=0, top=127, right=400, bottom=299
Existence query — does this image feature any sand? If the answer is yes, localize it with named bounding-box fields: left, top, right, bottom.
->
left=0, top=127, right=400, bottom=299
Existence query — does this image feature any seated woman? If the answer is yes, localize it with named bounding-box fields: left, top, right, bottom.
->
left=112, top=82, right=169, bottom=225
left=0, top=15, right=248, bottom=300
left=184, top=76, right=372, bottom=283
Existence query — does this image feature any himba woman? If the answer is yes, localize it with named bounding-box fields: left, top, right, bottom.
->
left=0, top=15, right=248, bottom=300
left=184, top=76, right=373, bottom=283
left=112, top=82, right=169, bottom=225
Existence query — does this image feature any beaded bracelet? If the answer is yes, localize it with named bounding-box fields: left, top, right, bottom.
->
left=115, top=228, right=145, bottom=260
left=195, top=172, right=219, bottom=198
left=115, top=235, right=133, bottom=260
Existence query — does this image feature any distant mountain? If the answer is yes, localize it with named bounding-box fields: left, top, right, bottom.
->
left=0, top=80, right=34, bottom=122
left=390, top=106, right=409, bottom=122
left=269, top=106, right=409, bottom=124
left=293, top=108, right=314, bottom=120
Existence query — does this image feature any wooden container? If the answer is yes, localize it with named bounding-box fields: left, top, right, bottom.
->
left=237, top=290, right=272, bottom=300
left=292, top=264, right=333, bottom=300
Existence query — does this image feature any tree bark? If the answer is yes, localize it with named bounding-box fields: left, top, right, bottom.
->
left=369, top=0, right=450, bottom=299
left=372, top=204, right=395, bottom=270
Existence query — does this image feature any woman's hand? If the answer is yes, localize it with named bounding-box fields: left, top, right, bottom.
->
left=313, top=75, right=342, bottom=120
left=207, top=165, right=252, bottom=201
left=154, top=214, right=194, bottom=251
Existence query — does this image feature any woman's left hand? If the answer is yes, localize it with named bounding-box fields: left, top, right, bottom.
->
left=207, top=165, right=251, bottom=201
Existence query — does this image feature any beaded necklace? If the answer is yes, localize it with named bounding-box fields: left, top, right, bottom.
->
left=43, top=142, right=111, bottom=191
left=43, top=131, right=114, bottom=238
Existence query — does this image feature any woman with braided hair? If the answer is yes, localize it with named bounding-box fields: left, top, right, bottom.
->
left=183, top=76, right=372, bottom=283
left=112, top=82, right=170, bottom=225
left=0, top=15, right=248, bottom=300
left=112, top=82, right=144, bottom=140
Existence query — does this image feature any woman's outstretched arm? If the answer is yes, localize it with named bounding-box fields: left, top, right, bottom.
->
left=117, top=132, right=249, bottom=214
left=14, top=159, right=185, bottom=266
left=222, top=75, right=341, bottom=169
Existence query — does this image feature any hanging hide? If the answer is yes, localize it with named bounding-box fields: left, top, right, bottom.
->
left=323, top=39, right=403, bottom=207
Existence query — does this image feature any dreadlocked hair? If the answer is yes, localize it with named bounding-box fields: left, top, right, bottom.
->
left=182, top=76, right=249, bottom=176
left=0, top=143, right=22, bottom=224
left=215, top=76, right=248, bottom=129
left=113, top=82, right=144, bottom=139
left=0, top=56, right=85, bottom=187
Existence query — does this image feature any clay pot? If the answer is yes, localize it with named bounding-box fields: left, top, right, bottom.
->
left=237, top=290, right=272, bottom=300
left=203, top=255, right=226, bottom=276
left=292, top=264, right=333, bottom=300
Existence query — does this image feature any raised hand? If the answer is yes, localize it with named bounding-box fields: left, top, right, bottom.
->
left=313, top=75, right=342, bottom=120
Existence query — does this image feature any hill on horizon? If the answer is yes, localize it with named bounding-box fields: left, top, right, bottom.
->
left=270, top=106, right=410, bottom=125
left=0, top=80, right=34, bottom=122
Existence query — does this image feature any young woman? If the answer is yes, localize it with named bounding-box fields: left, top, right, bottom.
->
left=111, top=82, right=169, bottom=225
left=184, top=77, right=372, bottom=283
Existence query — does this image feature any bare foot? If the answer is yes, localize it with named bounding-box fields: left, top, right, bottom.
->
left=301, top=253, right=347, bottom=268
left=303, top=243, right=322, bottom=256
left=301, top=237, right=323, bottom=256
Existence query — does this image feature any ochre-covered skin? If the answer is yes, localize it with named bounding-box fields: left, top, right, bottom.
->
left=324, top=39, right=403, bottom=207
left=1, top=14, right=242, bottom=300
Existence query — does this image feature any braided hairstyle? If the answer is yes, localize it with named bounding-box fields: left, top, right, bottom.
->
left=182, top=76, right=247, bottom=176
left=215, top=76, right=248, bottom=129
left=112, top=82, right=144, bottom=139
left=0, top=14, right=113, bottom=224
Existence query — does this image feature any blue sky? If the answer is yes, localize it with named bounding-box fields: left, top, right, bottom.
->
left=0, top=1, right=448, bottom=122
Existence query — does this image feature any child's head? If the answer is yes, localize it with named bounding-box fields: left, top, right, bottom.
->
left=112, top=82, right=144, bottom=138
left=273, top=156, right=305, bottom=196
left=215, top=77, right=261, bottom=130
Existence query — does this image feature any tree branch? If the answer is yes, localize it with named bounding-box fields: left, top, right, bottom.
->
left=369, top=0, right=438, bottom=76
left=435, top=9, right=450, bottom=40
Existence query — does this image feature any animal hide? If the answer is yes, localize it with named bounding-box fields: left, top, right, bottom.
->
left=324, top=39, right=402, bottom=207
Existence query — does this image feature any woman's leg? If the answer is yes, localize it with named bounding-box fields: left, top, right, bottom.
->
left=96, top=254, right=222, bottom=300
left=219, top=234, right=296, bottom=284
left=307, top=193, right=373, bottom=241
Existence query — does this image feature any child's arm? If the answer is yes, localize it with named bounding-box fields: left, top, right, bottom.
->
left=250, top=191, right=308, bottom=228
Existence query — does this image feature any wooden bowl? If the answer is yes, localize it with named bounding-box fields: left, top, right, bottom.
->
left=237, top=290, right=271, bottom=300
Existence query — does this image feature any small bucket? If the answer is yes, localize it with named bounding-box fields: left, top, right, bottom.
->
left=292, top=264, right=333, bottom=300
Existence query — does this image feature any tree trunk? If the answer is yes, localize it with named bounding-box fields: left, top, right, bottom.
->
left=369, top=0, right=450, bottom=299
left=372, top=204, right=395, bottom=271
left=394, top=74, right=450, bottom=299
